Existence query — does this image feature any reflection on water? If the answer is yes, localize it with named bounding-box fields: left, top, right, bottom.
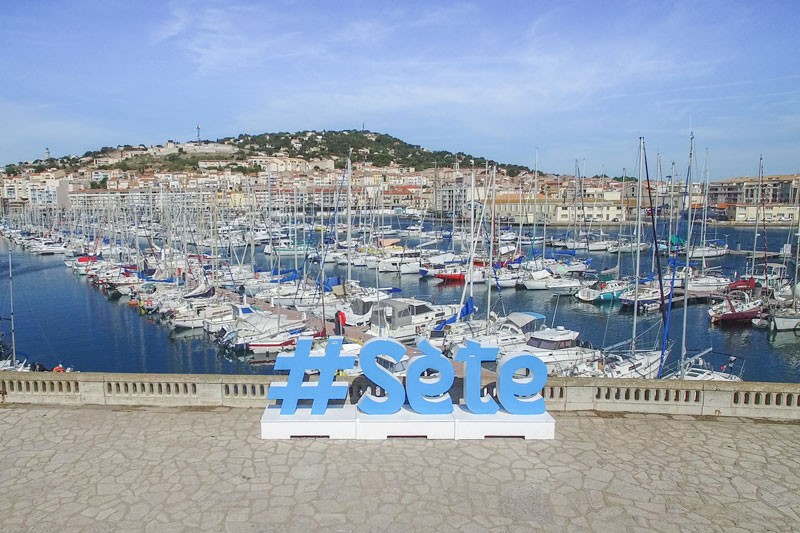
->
left=768, top=332, right=800, bottom=371
left=769, top=330, right=800, bottom=348
left=713, top=325, right=754, bottom=348
left=168, top=328, right=207, bottom=342
left=569, top=300, right=620, bottom=318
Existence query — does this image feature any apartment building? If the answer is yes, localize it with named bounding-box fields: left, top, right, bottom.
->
left=1, top=171, right=70, bottom=211
left=708, top=174, right=800, bottom=205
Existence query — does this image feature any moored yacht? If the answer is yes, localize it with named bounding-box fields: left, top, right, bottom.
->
left=367, top=297, right=462, bottom=343
left=500, top=323, right=601, bottom=376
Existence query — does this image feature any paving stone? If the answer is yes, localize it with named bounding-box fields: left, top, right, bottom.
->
left=1, top=404, right=799, bottom=531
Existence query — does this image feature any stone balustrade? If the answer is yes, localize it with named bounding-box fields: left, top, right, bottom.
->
left=2, top=372, right=799, bottom=420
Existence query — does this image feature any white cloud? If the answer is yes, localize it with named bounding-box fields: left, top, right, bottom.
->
left=149, top=2, right=274, bottom=75
left=0, top=97, right=115, bottom=164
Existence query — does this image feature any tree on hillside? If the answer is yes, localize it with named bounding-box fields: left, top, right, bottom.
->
left=372, top=153, right=393, bottom=167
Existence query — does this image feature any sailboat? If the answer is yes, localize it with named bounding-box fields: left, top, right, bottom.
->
left=570, top=138, right=667, bottom=379
left=733, top=156, right=791, bottom=294
left=661, top=133, right=742, bottom=381
left=667, top=153, right=733, bottom=293
left=575, top=170, right=631, bottom=303
left=685, top=153, right=730, bottom=259
left=769, top=194, right=800, bottom=331
left=708, top=157, right=767, bottom=324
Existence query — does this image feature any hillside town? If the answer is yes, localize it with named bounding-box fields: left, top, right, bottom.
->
left=2, top=134, right=799, bottom=226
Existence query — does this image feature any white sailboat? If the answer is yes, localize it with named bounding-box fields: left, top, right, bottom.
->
left=686, top=152, right=729, bottom=260
left=770, top=209, right=800, bottom=331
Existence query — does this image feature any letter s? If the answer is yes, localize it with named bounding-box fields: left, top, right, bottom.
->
left=357, top=338, right=406, bottom=415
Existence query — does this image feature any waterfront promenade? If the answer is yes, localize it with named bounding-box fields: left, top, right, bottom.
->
left=1, top=402, right=798, bottom=532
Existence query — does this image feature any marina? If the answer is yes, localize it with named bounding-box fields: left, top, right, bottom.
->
left=3, top=4, right=799, bottom=531
left=1, top=217, right=799, bottom=383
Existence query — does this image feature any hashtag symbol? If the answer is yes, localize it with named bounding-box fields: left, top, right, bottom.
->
left=267, top=336, right=355, bottom=415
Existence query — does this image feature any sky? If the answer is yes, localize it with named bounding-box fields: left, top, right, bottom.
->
left=1, top=0, right=798, bottom=180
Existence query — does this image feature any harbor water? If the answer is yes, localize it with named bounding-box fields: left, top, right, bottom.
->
left=2, top=224, right=799, bottom=382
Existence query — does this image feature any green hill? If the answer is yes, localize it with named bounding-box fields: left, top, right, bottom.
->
left=223, top=130, right=531, bottom=176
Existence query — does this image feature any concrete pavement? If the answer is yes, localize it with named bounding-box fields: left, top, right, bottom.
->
left=0, top=404, right=798, bottom=532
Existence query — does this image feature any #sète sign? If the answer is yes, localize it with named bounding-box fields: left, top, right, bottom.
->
left=266, top=336, right=548, bottom=416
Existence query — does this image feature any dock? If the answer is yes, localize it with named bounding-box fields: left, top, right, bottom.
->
left=728, top=249, right=785, bottom=259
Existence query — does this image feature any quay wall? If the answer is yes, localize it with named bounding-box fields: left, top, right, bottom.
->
left=2, top=372, right=800, bottom=420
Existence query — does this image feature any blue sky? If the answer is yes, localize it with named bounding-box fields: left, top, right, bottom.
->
left=1, top=0, right=798, bottom=179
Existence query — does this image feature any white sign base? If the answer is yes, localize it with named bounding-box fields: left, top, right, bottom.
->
left=260, top=404, right=357, bottom=439
left=261, top=404, right=555, bottom=440
left=453, top=406, right=555, bottom=439
left=356, top=406, right=455, bottom=439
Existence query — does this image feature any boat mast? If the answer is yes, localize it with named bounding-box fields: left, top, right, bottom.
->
left=751, top=156, right=763, bottom=279
left=346, top=151, right=353, bottom=287
left=532, top=149, right=540, bottom=254
left=616, top=168, right=625, bottom=272
left=540, top=150, right=548, bottom=260
left=486, top=163, right=496, bottom=324
left=679, top=133, right=697, bottom=379
left=8, top=246, right=16, bottom=368
left=699, top=149, right=711, bottom=265
left=666, top=162, right=676, bottom=257
left=456, top=160, right=477, bottom=326
left=631, top=137, right=646, bottom=352
left=793, top=196, right=800, bottom=311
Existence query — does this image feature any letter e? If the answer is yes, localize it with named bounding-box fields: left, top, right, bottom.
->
left=406, top=339, right=455, bottom=414
left=497, top=353, right=547, bottom=415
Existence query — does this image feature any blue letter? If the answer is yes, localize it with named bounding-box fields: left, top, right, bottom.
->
left=454, top=340, right=499, bottom=414
left=358, top=338, right=406, bottom=414
left=405, top=339, right=454, bottom=414
left=497, top=353, right=548, bottom=415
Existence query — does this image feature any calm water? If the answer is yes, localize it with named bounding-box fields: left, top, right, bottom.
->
left=2, top=223, right=799, bottom=382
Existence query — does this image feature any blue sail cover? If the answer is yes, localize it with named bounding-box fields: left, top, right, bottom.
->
left=667, top=257, right=697, bottom=268
left=279, top=270, right=298, bottom=283
left=638, top=272, right=655, bottom=284
left=494, top=255, right=523, bottom=268
left=320, top=275, right=341, bottom=292
left=433, top=296, right=476, bottom=331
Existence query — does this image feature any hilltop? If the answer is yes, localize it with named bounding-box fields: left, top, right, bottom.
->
left=221, top=130, right=533, bottom=176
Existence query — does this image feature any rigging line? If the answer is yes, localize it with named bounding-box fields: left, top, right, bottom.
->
left=657, top=136, right=694, bottom=377
left=601, top=301, right=612, bottom=349
left=642, top=141, right=668, bottom=330
left=757, top=157, right=771, bottom=290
